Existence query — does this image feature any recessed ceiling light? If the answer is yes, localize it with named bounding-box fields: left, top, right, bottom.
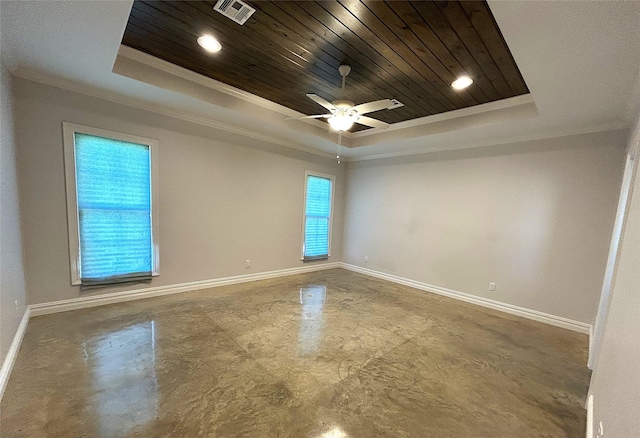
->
left=451, top=75, right=473, bottom=90
left=197, top=35, right=222, bottom=53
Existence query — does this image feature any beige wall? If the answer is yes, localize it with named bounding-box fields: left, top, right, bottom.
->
left=589, top=115, right=640, bottom=437
left=1, top=67, right=28, bottom=363
left=13, top=78, right=345, bottom=305
left=343, top=132, right=626, bottom=324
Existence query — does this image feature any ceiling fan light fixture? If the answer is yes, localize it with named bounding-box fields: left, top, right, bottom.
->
left=197, top=35, right=222, bottom=53
left=328, top=114, right=356, bottom=132
left=451, top=75, right=473, bottom=90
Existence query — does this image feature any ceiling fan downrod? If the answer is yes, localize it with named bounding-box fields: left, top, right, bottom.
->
left=338, top=64, right=351, bottom=94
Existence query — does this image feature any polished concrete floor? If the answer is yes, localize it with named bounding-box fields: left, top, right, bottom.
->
left=1, top=269, right=590, bottom=437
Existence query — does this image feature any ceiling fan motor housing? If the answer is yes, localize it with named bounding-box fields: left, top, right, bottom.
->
left=338, top=65, right=352, bottom=77
left=299, top=63, right=402, bottom=131
left=332, top=100, right=356, bottom=112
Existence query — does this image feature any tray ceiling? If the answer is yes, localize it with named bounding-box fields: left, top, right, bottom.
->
left=121, top=0, right=529, bottom=132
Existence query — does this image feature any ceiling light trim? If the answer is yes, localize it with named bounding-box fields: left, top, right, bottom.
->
left=197, top=35, right=222, bottom=53
left=451, top=75, right=474, bottom=90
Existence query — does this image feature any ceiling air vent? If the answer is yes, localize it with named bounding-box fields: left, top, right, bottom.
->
left=214, top=0, right=255, bottom=25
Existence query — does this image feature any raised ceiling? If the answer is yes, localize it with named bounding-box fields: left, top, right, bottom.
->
left=121, top=0, right=529, bottom=132
left=5, top=1, right=638, bottom=159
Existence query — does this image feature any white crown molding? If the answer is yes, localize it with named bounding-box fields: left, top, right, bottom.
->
left=350, top=94, right=535, bottom=139
left=340, top=263, right=592, bottom=334
left=114, top=47, right=545, bottom=145
left=347, top=122, right=629, bottom=163
left=116, top=45, right=334, bottom=134
left=11, top=66, right=339, bottom=161
left=10, top=64, right=629, bottom=164
left=114, top=48, right=545, bottom=145
left=0, top=307, right=30, bottom=401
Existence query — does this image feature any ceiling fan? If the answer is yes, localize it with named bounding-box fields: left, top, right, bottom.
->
left=290, top=65, right=403, bottom=132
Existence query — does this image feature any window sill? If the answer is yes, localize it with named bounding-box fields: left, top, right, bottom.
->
left=301, top=255, right=329, bottom=262
left=72, top=271, right=158, bottom=287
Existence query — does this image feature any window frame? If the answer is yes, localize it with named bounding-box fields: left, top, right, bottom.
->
left=301, top=170, right=335, bottom=261
left=62, top=122, right=160, bottom=286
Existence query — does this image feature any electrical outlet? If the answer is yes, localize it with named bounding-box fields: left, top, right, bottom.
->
left=364, top=256, right=369, bottom=263
left=597, top=421, right=604, bottom=438
left=245, top=259, right=250, bottom=268
left=489, top=282, right=496, bottom=291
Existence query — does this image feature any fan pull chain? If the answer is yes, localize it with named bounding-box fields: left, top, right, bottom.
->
left=336, top=132, right=342, bottom=164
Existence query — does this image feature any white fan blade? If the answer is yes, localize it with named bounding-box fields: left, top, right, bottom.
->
left=356, top=116, right=389, bottom=129
left=352, top=99, right=393, bottom=115
left=286, top=114, right=330, bottom=120
left=306, top=94, right=337, bottom=112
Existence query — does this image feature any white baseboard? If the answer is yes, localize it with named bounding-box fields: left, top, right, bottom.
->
left=586, top=394, right=594, bottom=438
left=4, top=262, right=592, bottom=401
left=29, top=261, right=592, bottom=333
left=29, top=262, right=340, bottom=317
left=0, top=307, right=30, bottom=400
left=339, top=263, right=592, bottom=334
left=2, top=263, right=338, bottom=400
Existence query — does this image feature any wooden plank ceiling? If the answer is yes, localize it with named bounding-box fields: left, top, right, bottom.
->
left=122, top=0, right=529, bottom=132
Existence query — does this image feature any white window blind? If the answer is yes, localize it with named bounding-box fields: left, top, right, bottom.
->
left=303, top=173, right=333, bottom=260
left=63, top=123, right=159, bottom=287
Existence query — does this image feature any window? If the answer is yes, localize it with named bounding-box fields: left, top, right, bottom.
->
left=302, top=171, right=334, bottom=261
left=63, top=123, right=159, bottom=286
